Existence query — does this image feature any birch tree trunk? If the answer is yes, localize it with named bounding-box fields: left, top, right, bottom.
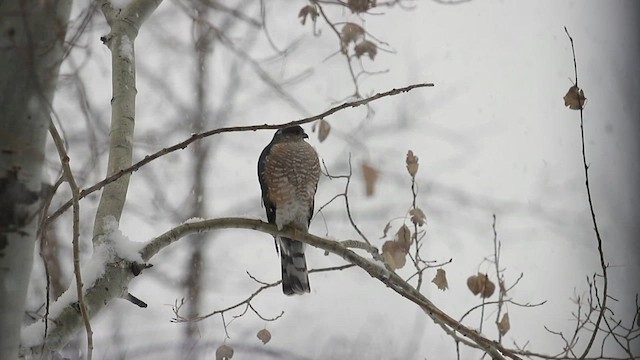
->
left=0, top=1, right=71, bottom=358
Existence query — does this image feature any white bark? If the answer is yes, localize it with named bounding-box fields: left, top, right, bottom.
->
left=19, top=0, right=162, bottom=355
left=92, top=0, right=162, bottom=243
left=0, top=1, right=71, bottom=359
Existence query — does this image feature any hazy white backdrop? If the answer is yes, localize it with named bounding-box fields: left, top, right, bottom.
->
left=32, top=0, right=639, bottom=359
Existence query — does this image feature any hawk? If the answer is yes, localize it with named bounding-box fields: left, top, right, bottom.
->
left=258, top=126, right=320, bottom=295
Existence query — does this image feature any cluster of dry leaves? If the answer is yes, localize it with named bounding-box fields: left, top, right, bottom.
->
left=379, top=151, right=426, bottom=269
left=376, top=150, right=511, bottom=335
left=298, top=3, right=378, bottom=61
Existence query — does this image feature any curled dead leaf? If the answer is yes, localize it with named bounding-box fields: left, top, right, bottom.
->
left=396, top=224, right=412, bottom=252
left=216, top=344, right=234, bottom=360
left=563, top=84, right=586, bottom=110
left=380, top=220, right=392, bottom=239
left=298, top=5, right=318, bottom=25
left=341, top=23, right=365, bottom=51
left=257, top=329, right=272, bottom=344
left=362, top=162, right=379, bottom=197
left=467, top=273, right=495, bottom=298
left=318, top=119, right=331, bottom=142
left=410, top=208, right=426, bottom=227
left=406, top=150, right=419, bottom=178
left=354, top=40, right=377, bottom=60
left=432, top=268, right=448, bottom=291
left=498, top=313, right=511, bottom=336
left=382, top=240, right=406, bottom=270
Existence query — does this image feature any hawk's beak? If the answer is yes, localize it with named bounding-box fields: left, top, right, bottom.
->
left=303, top=132, right=309, bottom=139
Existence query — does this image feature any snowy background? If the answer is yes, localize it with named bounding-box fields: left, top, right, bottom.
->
left=28, top=1, right=640, bottom=359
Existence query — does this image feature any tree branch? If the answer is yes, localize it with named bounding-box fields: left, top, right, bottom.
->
left=139, top=218, right=521, bottom=359
left=92, top=0, right=163, bottom=243
left=564, top=26, right=609, bottom=359
left=46, top=82, right=434, bottom=226
left=49, top=123, right=93, bottom=359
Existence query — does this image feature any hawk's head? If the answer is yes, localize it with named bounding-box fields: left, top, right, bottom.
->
left=273, top=126, right=309, bottom=141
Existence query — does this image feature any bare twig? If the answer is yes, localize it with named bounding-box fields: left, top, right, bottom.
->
left=173, top=264, right=354, bottom=325
left=49, top=123, right=93, bottom=360
left=564, top=26, right=609, bottom=359
left=492, top=214, right=506, bottom=343
left=317, top=155, right=374, bottom=247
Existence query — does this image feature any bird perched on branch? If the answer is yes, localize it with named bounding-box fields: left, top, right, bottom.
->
left=258, top=126, right=320, bottom=295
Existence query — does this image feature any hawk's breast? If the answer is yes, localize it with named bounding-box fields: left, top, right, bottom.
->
left=263, top=140, right=320, bottom=230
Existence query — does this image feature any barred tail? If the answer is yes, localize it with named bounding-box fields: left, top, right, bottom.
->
left=278, top=237, right=310, bottom=295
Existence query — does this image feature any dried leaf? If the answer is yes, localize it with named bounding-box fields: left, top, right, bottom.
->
left=354, top=40, right=377, bottom=60
left=406, top=150, right=419, bottom=177
left=396, top=224, right=412, bottom=252
left=380, top=220, right=392, bottom=239
left=467, top=274, right=481, bottom=295
left=341, top=23, right=365, bottom=51
left=362, top=162, right=379, bottom=197
left=481, top=275, right=496, bottom=298
left=410, top=208, right=426, bottom=227
left=382, top=240, right=406, bottom=270
left=216, top=344, right=234, bottom=360
left=499, top=279, right=507, bottom=297
left=498, top=313, right=511, bottom=336
left=467, top=273, right=495, bottom=298
left=348, top=0, right=376, bottom=13
left=257, top=329, right=272, bottom=344
left=298, top=5, right=318, bottom=25
left=563, top=85, right=587, bottom=110
left=432, top=268, right=448, bottom=291
left=318, top=119, right=331, bottom=142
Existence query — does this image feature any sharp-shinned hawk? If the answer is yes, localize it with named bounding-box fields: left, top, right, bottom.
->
left=258, top=126, right=320, bottom=295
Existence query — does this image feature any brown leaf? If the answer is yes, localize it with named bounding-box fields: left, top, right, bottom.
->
left=499, top=279, right=507, bottom=297
left=410, top=208, right=426, bottom=227
left=467, top=274, right=481, bottom=295
left=432, top=268, right=448, bottom=291
left=216, top=344, right=234, bottom=360
left=498, top=313, right=511, bottom=336
left=481, top=275, right=496, bottom=298
left=396, top=224, right=412, bottom=252
left=341, top=23, right=365, bottom=51
left=298, top=5, right=318, bottom=25
left=563, top=85, right=587, bottom=110
left=354, top=40, right=377, bottom=60
left=257, top=329, right=272, bottom=344
left=318, top=119, right=331, bottom=142
left=382, top=240, right=406, bottom=270
left=467, top=273, right=495, bottom=298
left=380, top=220, right=392, bottom=239
left=362, top=162, right=379, bottom=197
left=406, top=150, right=419, bottom=178
left=348, top=0, right=376, bottom=13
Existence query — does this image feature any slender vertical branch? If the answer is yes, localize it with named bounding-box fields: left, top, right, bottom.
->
left=564, top=27, right=608, bottom=359
left=492, top=214, right=505, bottom=344
left=183, top=0, right=212, bottom=347
left=49, top=123, right=93, bottom=360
